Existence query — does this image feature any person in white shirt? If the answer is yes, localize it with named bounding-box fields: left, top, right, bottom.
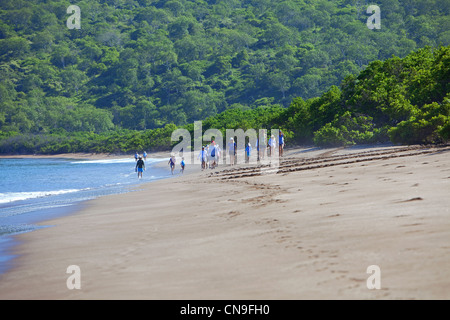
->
left=215, top=144, right=221, bottom=167
left=198, top=146, right=207, bottom=170
left=228, top=137, right=235, bottom=165
left=268, top=135, right=276, bottom=157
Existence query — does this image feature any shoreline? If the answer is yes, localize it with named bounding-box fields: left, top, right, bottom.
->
left=0, top=145, right=449, bottom=299
left=0, top=151, right=171, bottom=160
left=0, top=200, right=88, bottom=275
left=0, top=151, right=184, bottom=277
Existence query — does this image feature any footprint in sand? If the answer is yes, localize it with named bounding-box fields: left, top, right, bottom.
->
left=405, top=230, right=424, bottom=234
left=227, top=210, right=242, bottom=218
left=394, top=197, right=423, bottom=203
left=402, top=197, right=423, bottom=202
left=401, top=223, right=423, bottom=227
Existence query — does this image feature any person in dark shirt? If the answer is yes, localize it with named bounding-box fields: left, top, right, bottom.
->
left=135, top=156, right=145, bottom=179
left=168, top=155, right=176, bottom=175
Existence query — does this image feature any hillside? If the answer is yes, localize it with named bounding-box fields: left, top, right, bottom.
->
left=0, top=0, right=449, bottom=139
left=1, top=45, right=448, bottom=154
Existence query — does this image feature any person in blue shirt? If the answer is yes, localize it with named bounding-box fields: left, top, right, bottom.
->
left=245, top=143, right=252, bottom=163
left=279, top=131, right=285, bottom=157
left=209, top=142, right=217, bottom=169
left=180, top=157, right=185, bottom=174
left=268, top=135, right=276, bottom=157
left=134, top=151, right=139, bottom=161
left=256, top=138, right=259, bottom=161
left=143, top=151, right=147, bottom=161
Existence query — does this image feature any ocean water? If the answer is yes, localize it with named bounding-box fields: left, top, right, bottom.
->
left=0, top=156, right=170, bottom=274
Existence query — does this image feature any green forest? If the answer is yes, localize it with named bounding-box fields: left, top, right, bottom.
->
left=0, top=0, right=449, bottom=154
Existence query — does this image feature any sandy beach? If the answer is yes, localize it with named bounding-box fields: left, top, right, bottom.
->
left=0, top=144, right=449, bottom=300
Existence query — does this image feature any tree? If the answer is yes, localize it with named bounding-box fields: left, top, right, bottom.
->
left=263, top=21, right=293, bottom=47
left=50, top=44, right=78, bottom=68
left=269, top=72, right=291, bottom=99
left=61, top=67, right=88, bottom=96
left=0, top=37, right=29, bottom=58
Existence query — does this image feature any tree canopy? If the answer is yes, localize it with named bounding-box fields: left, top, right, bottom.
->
left=0, top=0, right=449, bottom=153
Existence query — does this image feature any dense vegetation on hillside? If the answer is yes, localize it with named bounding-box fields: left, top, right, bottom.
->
left=0, top=0, right=449, bottom=153
left=283, top=45, right=450, bottom=146
left=1, top=45, right=448, bottom=153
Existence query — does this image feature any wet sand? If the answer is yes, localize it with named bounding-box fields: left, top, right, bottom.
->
left=0, top=144, right=449, bottom=299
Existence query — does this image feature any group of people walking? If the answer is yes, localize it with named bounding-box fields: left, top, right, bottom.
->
left=228, top=130, right=285, bottom=166
left=168, top=154, right=185, bottom=175
left=133, top=131, right=285, bottom=177
left=198, top=141, right=222, bottom=170
left=134, top=150, right=186, bottom=179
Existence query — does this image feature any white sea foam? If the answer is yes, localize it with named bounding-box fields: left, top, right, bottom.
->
left=0, top=189, right=85, bottom=204
left=70, top=158, right=163, bottom=165
left=70, top=158, right=135, bottom=164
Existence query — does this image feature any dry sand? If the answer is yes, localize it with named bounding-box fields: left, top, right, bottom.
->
left=0, top=144, right=449, bottom=299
